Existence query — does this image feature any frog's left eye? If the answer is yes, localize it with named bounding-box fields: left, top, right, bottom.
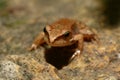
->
left=64, top=31, right=70, bottom=37
left=43, top=27, right=47, bottom=33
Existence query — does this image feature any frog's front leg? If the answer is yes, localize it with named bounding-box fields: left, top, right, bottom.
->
left=28, top=32, right=45, bottom=51
left=70, top=34, right=84, bottom=61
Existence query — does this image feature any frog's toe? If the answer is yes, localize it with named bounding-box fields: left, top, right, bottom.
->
left=69, top=50, right=81, bottom=62
left=28, top=44, right=37, bottom=51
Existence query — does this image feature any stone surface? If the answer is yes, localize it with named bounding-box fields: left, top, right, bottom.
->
left=0, top=0, right=120, bottom=80
left=0, top=61, right=22, bottom=80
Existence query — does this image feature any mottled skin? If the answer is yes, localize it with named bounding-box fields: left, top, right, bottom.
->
left=29, top=18, right=97, bottom=60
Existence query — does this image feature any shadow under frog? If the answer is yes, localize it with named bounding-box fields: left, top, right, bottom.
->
left=44, top=43, right=78, bottom=69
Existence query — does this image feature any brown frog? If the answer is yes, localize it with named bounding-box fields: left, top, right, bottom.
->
left=29, top=18, right=98, bottom=60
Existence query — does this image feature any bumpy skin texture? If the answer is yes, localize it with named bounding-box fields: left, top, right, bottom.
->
left=29, top=18, right=98, bottom=60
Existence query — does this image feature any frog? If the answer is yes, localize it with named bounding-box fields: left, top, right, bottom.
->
left=28, top=18, right=98, bottom=61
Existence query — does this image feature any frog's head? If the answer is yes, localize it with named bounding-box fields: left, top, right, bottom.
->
left=43, top=25, right=75, bottom=47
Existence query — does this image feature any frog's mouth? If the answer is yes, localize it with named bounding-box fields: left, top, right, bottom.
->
left=45, top=36, right=76, bottom=47
left=49, top=41, right=75, bottom=47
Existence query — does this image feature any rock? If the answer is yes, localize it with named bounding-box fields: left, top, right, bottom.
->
left=0, top=0, right=120, bottom=79
left=0, top=61, right=22, bottom=80
left=2, top=54, right=60, bottom=80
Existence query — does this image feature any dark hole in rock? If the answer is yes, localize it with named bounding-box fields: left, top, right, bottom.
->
left=44, top=43, right=78, bottom=69
left=103, top=0, right=120, bottom=26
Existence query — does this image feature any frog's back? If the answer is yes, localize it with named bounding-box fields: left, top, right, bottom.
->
left=50, top=18, right=75, bottom=30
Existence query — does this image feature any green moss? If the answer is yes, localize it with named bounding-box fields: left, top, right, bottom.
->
left=0, top=0, right=9, bottom=17
left=0, top=0, right=7, bottom=10
left=5, top=19, right=26, bottom=27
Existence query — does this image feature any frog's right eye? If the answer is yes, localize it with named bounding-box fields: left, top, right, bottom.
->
left=64, top=31, right=70, bottom=37
left=43, top=27, right=47, bottom=33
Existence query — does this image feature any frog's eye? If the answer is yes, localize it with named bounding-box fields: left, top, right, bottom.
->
left=43, top=27, right=47, bottom=33
left=64, top=31, right=70, bottom=37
